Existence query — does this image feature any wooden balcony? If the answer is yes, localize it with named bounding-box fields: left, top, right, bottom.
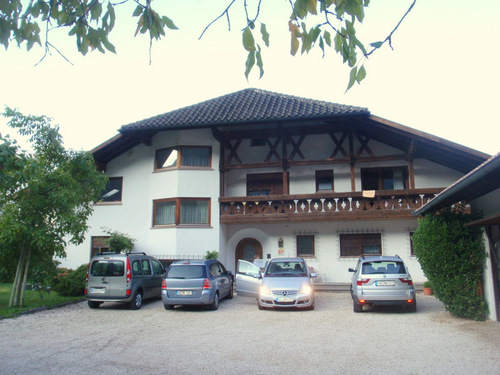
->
left=219, top=188, right=443, bottom=224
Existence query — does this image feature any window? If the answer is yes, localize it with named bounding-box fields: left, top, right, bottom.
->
left=155, top=146, right=211, bottom=171
left=153, top=198, right=210, bottom=226
left=316, top=170, right=334, bottom=191
left=251, top=138, right=266, bottom=147
left=132, top=260, right=142, bottom=275
left=142, top=260, right=152, bottom=275
left=152, top=260, right=164, bottom=275
left=297, top=235, right=315, bottom=257
left=91, top=236, right=110, bottom=258
left=98, top=177, right=123, bottom=203
left=247, top=172, right=286, bottom=196
left=361, top=167, right=408, bottom=191
left=340, top=233, right=382, bottom=257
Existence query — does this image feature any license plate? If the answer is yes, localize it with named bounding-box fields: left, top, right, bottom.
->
left=90, top=287, right=105, bottom=294
left=276, top=297, right=294, bottom=302
left=176, top=290, right=193, bottom=296
left=376, top=281, right=395, bottom=286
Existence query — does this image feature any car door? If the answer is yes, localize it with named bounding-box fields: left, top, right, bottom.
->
left=151, top=259, right=165, bottom=297
left=235, top=260, right=262, bottom=298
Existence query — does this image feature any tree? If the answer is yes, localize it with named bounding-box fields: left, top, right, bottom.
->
left=102, top=228, right=135, bottom=253
left=0, top=107, right=107, bottom=307
left=0, top=0, right=416, bottom=90
left=412, top=207, right=488, bottom=321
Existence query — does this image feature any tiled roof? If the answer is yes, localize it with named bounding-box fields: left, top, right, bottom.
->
left=121, top=88, right=370, bottom=131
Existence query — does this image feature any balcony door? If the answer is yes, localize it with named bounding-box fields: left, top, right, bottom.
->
left=247, top=172, right=287, bottom=196
left=235, top=238, right=263, bottom=270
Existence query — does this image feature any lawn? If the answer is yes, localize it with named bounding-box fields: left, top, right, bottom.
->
left=0, top=283, right=85, bottom=319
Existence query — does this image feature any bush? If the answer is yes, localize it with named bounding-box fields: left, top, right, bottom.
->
left=412, top=208, right=488, bottom=321
left=205, top=251, right=218, bottom=259
left=51, top=264, right=89, bottom=297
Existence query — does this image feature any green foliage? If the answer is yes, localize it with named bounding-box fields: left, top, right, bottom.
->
left=412, top=208, right=488, bottom=321
left=0, top=107, right=108, bottom=307
left=102, top=228, right=135, bottom=253
left=0, top=1, right=415, bottom=89
left=51, top=264, right=88, bottom=297
left=205, top=250, right=219, bottom=260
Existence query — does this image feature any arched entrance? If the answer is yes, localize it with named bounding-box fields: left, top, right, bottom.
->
left=235, top=238, right=263, bottom=270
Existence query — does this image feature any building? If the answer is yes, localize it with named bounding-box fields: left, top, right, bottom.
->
left=61, top=89, right=489, bottom=286
left=413, top=153, right=500, bottom=320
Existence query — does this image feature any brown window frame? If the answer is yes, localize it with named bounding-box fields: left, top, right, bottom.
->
left=315, top=170, right=334, bottom=192
left=340, top=233, right=382, bottom=257
left=154, top=146, right=212, bottom=171
left=297, top=235, right=315, bottom=257
left=153, top=198, right=211, bottom=227
left=246, top=172, right=288, bottom=196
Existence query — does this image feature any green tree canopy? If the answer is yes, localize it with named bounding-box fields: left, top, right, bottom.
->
left=412, top=208, right=488, bottom=321
left=0, top=107, right=107, bottom=307
left=0, top=0, right=415, bottom=90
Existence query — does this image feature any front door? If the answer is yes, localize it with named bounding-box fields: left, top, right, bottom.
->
left=235, top=238, right=263, bottom=270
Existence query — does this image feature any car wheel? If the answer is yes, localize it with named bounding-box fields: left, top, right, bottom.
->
left=164, top=304, right=174, bottom=310
left=130, top=291, right=143, bottom=310
left=407, top=301, right=417, bottom=313
left=353, top=300, right=363, bottom=313
left=208, top=292, right=219, bottom=310
left=88, top=301, right=101, bottom=309
left=226, top=282, right=234, bottom=299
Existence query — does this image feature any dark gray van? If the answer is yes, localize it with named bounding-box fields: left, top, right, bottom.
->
left=85, top=252, right=165, bottom=310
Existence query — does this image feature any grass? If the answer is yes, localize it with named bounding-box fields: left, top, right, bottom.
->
left=0, top=283, right=85, bottom=319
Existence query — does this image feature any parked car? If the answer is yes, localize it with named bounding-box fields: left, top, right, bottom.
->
left=85, top=252, right=165, bottom=310
left=348, top=255, right=416, bottom=313
left=236, top=257, right=316, bottom=310
left=162, top=259, right=233, bottom=310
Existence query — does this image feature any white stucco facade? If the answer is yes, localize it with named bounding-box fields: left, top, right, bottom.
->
left=60, top=125, right=467, bottom=286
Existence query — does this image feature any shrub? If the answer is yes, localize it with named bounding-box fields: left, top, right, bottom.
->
left=412, top=208, right=488, bottom=321
left=205, top=250, right=218, bottom=259
left=103, top=228, right=135, bottom=253
left=51, top=264, right=89, bottom=297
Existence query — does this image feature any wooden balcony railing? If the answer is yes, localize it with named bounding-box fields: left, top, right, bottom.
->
left=219, top=188, right=443, bottom=224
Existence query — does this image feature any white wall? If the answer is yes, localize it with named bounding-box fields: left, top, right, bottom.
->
left=59, top=128, right=221, bottom=269
left=222, top=219, right=425, bottom=283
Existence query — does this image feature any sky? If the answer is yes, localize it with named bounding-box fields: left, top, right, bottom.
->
left=1, top=0, right=499, bottom=156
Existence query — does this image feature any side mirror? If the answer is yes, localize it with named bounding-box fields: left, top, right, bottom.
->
left=252, top=272, right=262, bottom=279
left=310, top=272, right=317, bottom=278
left=348, top=268, right=356, bottom=272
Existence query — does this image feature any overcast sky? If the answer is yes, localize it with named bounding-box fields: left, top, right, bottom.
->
left=1, top=0, right=499, bottom=156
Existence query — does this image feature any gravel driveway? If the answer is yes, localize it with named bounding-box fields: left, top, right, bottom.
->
left=0, top=292, right=499, bottom=375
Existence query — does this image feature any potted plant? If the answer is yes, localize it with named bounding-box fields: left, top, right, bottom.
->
left=423, top=281, right=433, bottom=295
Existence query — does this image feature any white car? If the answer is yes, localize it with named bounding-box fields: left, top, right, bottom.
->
left=236, top=257, right=316, bottom=310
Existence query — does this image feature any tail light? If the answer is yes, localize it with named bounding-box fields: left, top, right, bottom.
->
left=357, top=278, right=370, bottom=286
left=126, top=258, right=132, bottom=283
left=162, top=280, right=167, bottom=289
left=399, top=278, right=413, bottom=285
left=202, top=278, right=212, bottom=290
left=84, top=289, right=87, bottom=295
left=85, top=264, right=90, bottom=283
left=407, top=299, right=414, bottom=303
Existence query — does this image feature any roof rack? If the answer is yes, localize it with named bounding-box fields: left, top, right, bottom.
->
left=126, top=252, right=147, bottom=256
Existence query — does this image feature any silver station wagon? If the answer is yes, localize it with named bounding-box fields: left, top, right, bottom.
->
left=162, top=259, right=234, bottom=311
left=236, top=257, right=316, bottom=310
left=348, top=255, right=416, bottom=313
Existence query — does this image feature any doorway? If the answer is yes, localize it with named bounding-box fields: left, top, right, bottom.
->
left=235, top=238, right=263, bottom=270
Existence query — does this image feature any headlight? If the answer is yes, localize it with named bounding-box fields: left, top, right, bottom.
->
left=300, top=284, right=313, bottom=294
left=259, top=285, right=271, bottom=295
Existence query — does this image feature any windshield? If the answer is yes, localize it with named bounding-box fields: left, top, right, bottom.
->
left=265, top=261, right=307, bottom=277
left=361, top=261, right=406, bottom=274
left=167, top=265, right=206, bottom=279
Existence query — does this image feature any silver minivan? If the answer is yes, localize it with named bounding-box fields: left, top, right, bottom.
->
left=348, top=255, right=416, bottom=313
left=85, top=252, right=165, bottom=310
